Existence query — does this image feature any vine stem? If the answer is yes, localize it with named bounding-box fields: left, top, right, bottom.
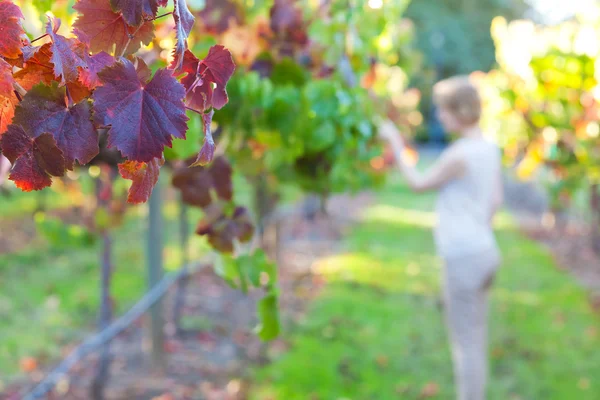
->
left=118, top=12, right=174, bottom=58
left=185, top=105, right=204, bottom=115
left=30, top=33, right=49, bottom=44
left=13, top=82, right=27, bottom=97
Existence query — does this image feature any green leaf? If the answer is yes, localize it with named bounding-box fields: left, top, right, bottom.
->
left=307, top=121, right=336, bottom=152
left=214, top=254, right=240, bottom=289
left=271, top=58, right=308, bottom=87
left=256, top=293, right=280, bottom=341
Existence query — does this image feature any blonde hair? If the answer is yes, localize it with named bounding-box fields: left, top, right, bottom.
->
left=433, top=75, right=481, bottom=125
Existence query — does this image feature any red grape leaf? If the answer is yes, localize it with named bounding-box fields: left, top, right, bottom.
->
left=0, top=125, right=66, bottom=191
left=0, top=0, right=25, bottom=59
left=46, top=17, right=87, bottom=85
left=174, top=46, right=235, bottom=112
left=110, top=0, right=159, bottom=27
left=209, top=156, right=233, bottom=201
left=172, top=165, right=213, bottom=207
left=79, top=51, right=114, bottom=89
left=13, top=43, right=55, bottom=90
left=172, top=0, right=195, bottom=70
left=191, top=109, right=214, bottom=167
left=118, top=156, right=164, bottom=204
left=73, top=0, right=155, bottom=56
left=269, top=0, right=308, bottom=56
left=196, top=206, right=253, bottom=252
left=0, top=58, right=17, bottom=135
left=22, top=44, right=41, bottom=62
left=92, top=58, right=188, bottom=162
left=12, top=82, right=99, bottom=169
left=13, top=43, right=92, bottom=104
left=171, top=155, right=232, bottom=207
left=197, top=0, right=242, bottom=35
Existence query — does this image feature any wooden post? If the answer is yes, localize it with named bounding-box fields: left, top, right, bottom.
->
left=173, top=195, right=190, bottom=335
left=147, top=181, right=166, bottom=371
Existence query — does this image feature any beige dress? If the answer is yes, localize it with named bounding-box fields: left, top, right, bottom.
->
left=435, top=137, right=502, bottom=400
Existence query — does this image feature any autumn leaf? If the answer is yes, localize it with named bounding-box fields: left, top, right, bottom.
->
left=79, top=51, right=114, bottom=89
left=73, top=0, right=155, bottom=57
left=171, top=155, right=232, bottom=207
left=0, top=0, right=25, bottom=59
left=190, top=109, right=214, bottom=166
left=0, top=58, right=17, bottom=134
left=196, top=0, right=242, bottom=35
left=0, top=125, right=66, bottom=191
left=110, top=0, right=159, bottom=27
left=174, top=46, right=235, bottom=112
left=208, top=156, right=233, bottom=201
left=118, top=157, right=164, bottom=204
left=172, top=0, right=195, bottom=70
left=172, top=165, right=214, bottom=207
left=46, top=16, right=86, bottom=85
left=12, top=82, right=99, bottom=169
left=92, top=58, right=188, bottom=162
left=13, top=43, right=55, bottom=90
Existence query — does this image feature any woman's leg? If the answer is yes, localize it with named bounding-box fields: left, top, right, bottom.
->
left=442, top=251, right=498, bottom=400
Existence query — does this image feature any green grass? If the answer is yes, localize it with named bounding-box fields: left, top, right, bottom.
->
left=251, top=175, right=600, bottom=400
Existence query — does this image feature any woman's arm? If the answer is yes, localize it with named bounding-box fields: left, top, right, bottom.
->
left=379, top=120, right=465, bottom=192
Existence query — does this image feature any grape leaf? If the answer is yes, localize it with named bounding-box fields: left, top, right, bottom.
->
left=13, top=82, right=99, bottom=169
left=0, top=58, right=17, bottom=134
left=73, top=0, right=155, bottom=56
left=257, top=293, right=280, bottom=340
left=197, top=206, right=254, bottom=253
left=0, top=0, right=25, bottom=59
left=191, top=109, right=214, bottom=166
left=118, top=156, right=163, bottom=203
left=209, top=156, right=233, bottom=201
left=79, top=52, right=114, bottom=89
left=173, top=0, right=195, bottom=70
left=46, top=17, right=86, bottom=85
left=172, top=165, right=213, bottom=207
left=13, top=43, right=55, bottom=90
left=110, top=0, right=159, bottom=27
left=0, top=125, right=66, bottom=191
left=22, top=44, right=42, bottom=62
left=197, top=0, right=242, bottom=35
left=13, top=43, right=91, bottom=103
left=92, top=58, right=188, bottom=162
left=171, top=155, right=232, bottom=207
left=174, top=46, right=235, bottom=112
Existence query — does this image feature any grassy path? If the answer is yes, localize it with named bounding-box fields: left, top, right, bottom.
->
left=251, top=177, right=600, bottom=400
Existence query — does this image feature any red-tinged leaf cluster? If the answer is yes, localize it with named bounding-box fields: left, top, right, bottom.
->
left=118, top=157, right=164, bottom=203
left=46, top=17, right=87, bottom=85
left=93, top=58, right=189, bottom=162
left=175, top=45, right=235, bottom=112
left=173, top=0, right=195, bottom=69
left=270, top=0, right=309, bottom=55
left=73, top=0, right=155, bottom=57
left=0, top=125, right=65, bottom=191
left=196, top=0, right=243, bottom=35
left=197, top=205, right=254, bottom=253
left=171, top=155, right=232, bottom=207
left=171, top=156, right=250, bottom=252
left=13, top=83, right=98, bottom=169
left=0, top=0, right=25, bottom=59
left=0, top=0, right=236, bottom=207
left=0, top=58, right=17, bottom=134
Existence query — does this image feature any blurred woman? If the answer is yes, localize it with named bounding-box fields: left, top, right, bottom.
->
left=379, top=75, right=503, bottom=400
